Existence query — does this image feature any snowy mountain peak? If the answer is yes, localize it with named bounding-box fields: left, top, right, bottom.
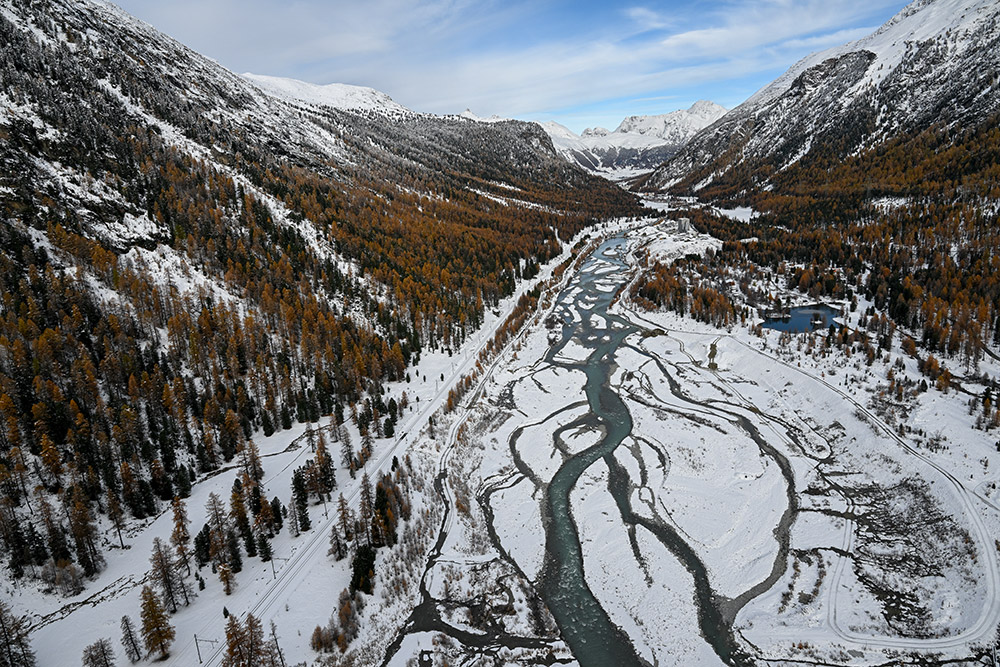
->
left=686, top=100, right=729, bottom=122
left=458, top=108, right=510, bottom=123
left=745, top=0, right=999, bottom=109
left=538, top=121, right=580, bottom=142
left=614, top=101, right=728, bottom=140
left=538, top=100, right=727, bottom=179
left=645, top=0, right=1000, bottom=192
left=242, top=73, right=410, bottom=115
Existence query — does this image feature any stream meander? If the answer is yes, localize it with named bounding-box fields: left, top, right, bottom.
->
left=388, top=225, right=797, bottom=666
left=523, top=230, right=793, bottom=666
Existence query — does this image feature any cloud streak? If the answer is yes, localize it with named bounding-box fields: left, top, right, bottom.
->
left=113, top=0, right=909, bottom=131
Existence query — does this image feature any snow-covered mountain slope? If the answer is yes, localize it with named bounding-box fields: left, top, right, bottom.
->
left=540, top=101, right=727, bottom=179
left=615, top=100, right=727, bottom=143
left=0, top=2, right=642, bottom=661
left=643, top=0, right=1000, bottom=192
left=0, top=0, right=640, bottom=265
left=243, top=72, right=411, bottom=117
left=458, top=108, right=509, bottom=123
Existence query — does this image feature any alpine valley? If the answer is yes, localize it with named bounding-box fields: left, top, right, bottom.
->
left=2, top=0, right=1000, bottom=666
left=539, top=100, right=728, bottom=180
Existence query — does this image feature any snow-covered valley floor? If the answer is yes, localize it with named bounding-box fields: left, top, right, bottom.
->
left=430, top=216, right=1000, bottom=666
left=14, top=215, right=1000, bottom=667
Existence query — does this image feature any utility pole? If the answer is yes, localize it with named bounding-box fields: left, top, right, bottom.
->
left=194, top=635, right=218, bottom=664
left=269, top=556, right=288, bottom=580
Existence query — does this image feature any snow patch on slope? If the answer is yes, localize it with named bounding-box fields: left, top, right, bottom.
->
left=458, top=109, right=509, bottom=123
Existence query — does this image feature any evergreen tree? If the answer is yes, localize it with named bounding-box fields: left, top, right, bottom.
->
left=349, top=544, right=376, bottom=595
left=119, top=615, right=142, bottom=663
left=269, top=497, right=283, bottom=533
left=314, top=430, right=335, bottom=494
left=339, top=427, right=353, bottom=476
left=139, top=585, right=175, bottom=659
left=360, top=431, right=373, bottom=462
left=0, top=600, right=35, bottom=667
left=80, top=638, right=115, bottom=667
left=358, top=472, right=373, bottom=545
left=291, top=470, right=310, bottom=531
left=256, top=533, right=272, bottom=563
left=149, top=537, right=181, bottom=613
left=230, top=480, right=256, bottom=561
left=193, top=524, right=211, bottom=569
left=0, top=510, right=28, bottom=579
left=226, top=531, right=243, bottom=573
left=328, top=524, right=345, bottom=561
left=170, top=496, right=192, bottom=574
left=243, top=530, right=258, bottom=559
left=173, top=465, right=192, bottom=498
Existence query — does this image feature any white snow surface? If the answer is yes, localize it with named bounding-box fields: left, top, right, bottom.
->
left=466, top=208, right=1000, bottom=665
left=458, top=108, right=510, bottom=123
left=243, top=72, right=412, bottom=115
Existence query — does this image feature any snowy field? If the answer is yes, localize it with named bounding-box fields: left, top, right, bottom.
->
left=451, top=214, right=1000, bottom=666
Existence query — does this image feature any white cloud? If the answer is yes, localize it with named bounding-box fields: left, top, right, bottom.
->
left=362, top=0, right=904, bottom=117
left=117, top=0, right=498, bottom=78
left=624, top=6, right=675, bottom=30
left=114, top=0, right=909, bottom=124
left=656, top=0, right=901, bottom=60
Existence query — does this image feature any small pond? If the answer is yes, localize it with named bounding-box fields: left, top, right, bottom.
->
left=761, top=303, right=842, bottom=333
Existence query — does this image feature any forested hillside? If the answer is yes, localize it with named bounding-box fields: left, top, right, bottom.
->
left=639, top=113, right=1000, bottom=378
left=0, top=0, right=640, bottom=597
left=635, top=0, right=1000, bottom=377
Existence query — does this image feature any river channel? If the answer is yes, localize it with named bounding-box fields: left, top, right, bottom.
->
left=389, top=225, right=795, bottom=665
left=514, top=229, right=788, bottom=666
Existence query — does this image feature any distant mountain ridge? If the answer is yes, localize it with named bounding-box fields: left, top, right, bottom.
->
left=642, top=0, right=1000, bottom=193
left=615, top=100, right=728, bottom=142
left=539, top=101, right=727, bottom=179
left=243, top=73, right=412, bottom=117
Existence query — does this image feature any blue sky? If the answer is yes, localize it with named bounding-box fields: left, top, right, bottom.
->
left=115, top=0, right=910, bottom=133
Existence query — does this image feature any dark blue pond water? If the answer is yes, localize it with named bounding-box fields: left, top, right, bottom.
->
left=761, top=304, right=841, bottom=333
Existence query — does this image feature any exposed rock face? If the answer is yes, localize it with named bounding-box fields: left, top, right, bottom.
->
left=643, top=0, right=1000, bottom=192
